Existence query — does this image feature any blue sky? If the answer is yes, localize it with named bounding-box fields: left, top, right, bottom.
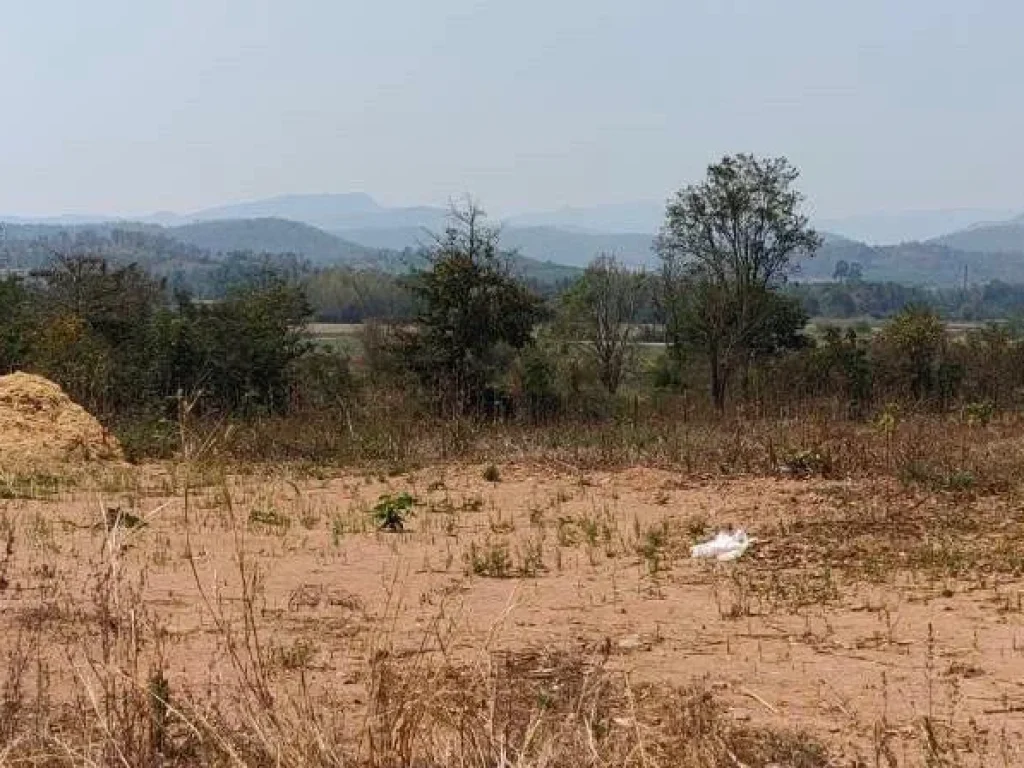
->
left=1, top=0, right=1021, bottom=219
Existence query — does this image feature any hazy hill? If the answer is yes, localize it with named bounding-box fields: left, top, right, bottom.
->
left=3, top=221, right=162, bottom=241
left=167, top=218, right=580, bottom=282
left=170, top=193, right=656, bottom=265
left=8, top=193, right=1024, bottom=289
left=815, top=208, right=1022, bottom=245
left=0, top=217, right=580, bottom=286
left=336, top=224, right=656, bottom=268
left=188, top=194, right=662, bottom=236
left=189, top=193, right=380, bottom=227
left=182, top=195, right=1023, bottom=247
left=329, top=226, right=434, bottom=252
left=501, top=227, right=655, bottom=268
left=798, top=233, right=1024, bottom=286
left=794, top=233, right=881, bottom=281
left=929, top=216, right=1024, bottom=254
left=504, top=201, right=664, bottom=234
left=168, top=219, right=377, bottom=265
left=187, top=193, right=449, bottom=233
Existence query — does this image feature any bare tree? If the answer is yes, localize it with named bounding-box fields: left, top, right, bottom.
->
left=567, top=254, right=646, bottom=395
left=657, top=154, right=821, bottom=411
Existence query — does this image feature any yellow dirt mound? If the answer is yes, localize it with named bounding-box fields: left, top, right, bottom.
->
left=0, top=372, right=123, bottom=468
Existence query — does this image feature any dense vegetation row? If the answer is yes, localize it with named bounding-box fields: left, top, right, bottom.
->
left=2, top=154, right=1024, bottom=462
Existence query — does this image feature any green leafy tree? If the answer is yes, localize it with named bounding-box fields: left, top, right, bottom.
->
left=0, top=277, right=30, bottom=372
left=171, top=281, right=312, bottom=415
left=657, top=154, right=822, bottom=411
left=40, top=254, right=164, bottom=348
left=744, top=290, right=810, bottom=359
left=399, top=203, right=545, bottom=413
left=303, top=266, right=414, bottom=323
left=874, top=305, right=955, bottom=402
left=820, top=326, right=873, bottom=416
left=29, top=254, right=166, bottom=412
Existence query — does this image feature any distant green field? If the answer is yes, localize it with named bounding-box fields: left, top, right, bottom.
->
left=807, top=317, right=1000, bottom=337
left=308, top=323, right=362, bottom=337
left=308, top=323, right=363, bottom=355
left=309, top=318, right=1004, bottom=360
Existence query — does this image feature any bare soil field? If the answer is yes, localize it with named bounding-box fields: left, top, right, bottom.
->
left=3, top=460, right=1024, bottom=765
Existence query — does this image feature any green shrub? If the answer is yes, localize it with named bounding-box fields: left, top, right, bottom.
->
left=372, top=492, right=416, bottom=532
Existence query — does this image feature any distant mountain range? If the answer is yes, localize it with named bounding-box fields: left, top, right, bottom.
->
left=1, top=194, right=662, bottom=272
left=175, top=194, right=662, bottom=266
left=815, top=208, right=1023, bottom=245
left=0, top=216, right=582, bottom=287
left=504, top=201, right=664, bottom=234
left=3, top=193, right=1024, bottom=287
left=798, top=226, right=1024, bottom=285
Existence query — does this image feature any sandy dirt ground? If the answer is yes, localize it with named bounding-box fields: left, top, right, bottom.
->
left=3, top=461, right=1024, bottom=764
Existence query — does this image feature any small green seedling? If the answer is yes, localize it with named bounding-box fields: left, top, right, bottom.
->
left=372, top=492, right=416, bottom=532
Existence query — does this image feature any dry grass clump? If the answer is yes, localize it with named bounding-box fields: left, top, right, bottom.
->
left=0, top=594, right=829, bottom=768
left=753, top=485, right=1024, bottom=581
left=366, top=645, right=829, bottom=768
left=0, top=505, right=350, bottom=768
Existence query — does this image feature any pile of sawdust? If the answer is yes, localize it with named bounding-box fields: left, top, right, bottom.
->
left=0, top=372, right=123, bottom=469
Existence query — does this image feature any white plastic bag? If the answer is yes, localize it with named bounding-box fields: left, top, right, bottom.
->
left=690, top=529, right=752, bottom=561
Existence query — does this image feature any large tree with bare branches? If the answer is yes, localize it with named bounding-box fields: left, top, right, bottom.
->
left=564, top=254, right=646, bottom=395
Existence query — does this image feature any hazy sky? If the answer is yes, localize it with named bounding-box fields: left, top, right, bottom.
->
left=1, top=0, right=1022, bottom=219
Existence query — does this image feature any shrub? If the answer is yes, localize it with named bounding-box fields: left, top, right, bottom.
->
left=372, top=492, right=416, bottom=532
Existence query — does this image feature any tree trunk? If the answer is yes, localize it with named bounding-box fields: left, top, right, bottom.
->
left=740, top=351, right=751, bottom=401
left=709, top=344, right=727, bottom=413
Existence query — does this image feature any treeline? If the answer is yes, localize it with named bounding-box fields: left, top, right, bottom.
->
left=755, top=311, right=1023, bottom=415
left=16, top=221, right=1024, bottom=328
left=8, top=155, right=1024, bottom=465
left=791, top=279, right=1024, bottom=321
left=302, top=266, right=576, bottom=324
left=0, top=255, right=345, bottom=456
left=2, top=227, right=207, bottom=271
left=303, top=268, right=415, bottom=323
left=354, top=157, right=1024, bottom=424
left=0, top=227, right=575, bottom=325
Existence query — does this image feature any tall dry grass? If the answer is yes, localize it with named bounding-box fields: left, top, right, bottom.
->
left=215, top=394, right=1024, bottom=496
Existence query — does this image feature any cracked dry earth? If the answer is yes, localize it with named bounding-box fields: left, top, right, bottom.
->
left=4, top=461, right=1024, bottom=764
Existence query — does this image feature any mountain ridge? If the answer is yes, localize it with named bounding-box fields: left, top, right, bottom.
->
left=0, top=216, right=582, bottom=285
left=928, top=219, right=1024, bottom=254
left=4, top=193, right=1024, bottom=288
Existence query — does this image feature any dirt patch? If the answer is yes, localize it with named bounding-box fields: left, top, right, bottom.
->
left=4, top=463, right=1024, bottom=764
left=0, top=371, right=123, bottom=469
